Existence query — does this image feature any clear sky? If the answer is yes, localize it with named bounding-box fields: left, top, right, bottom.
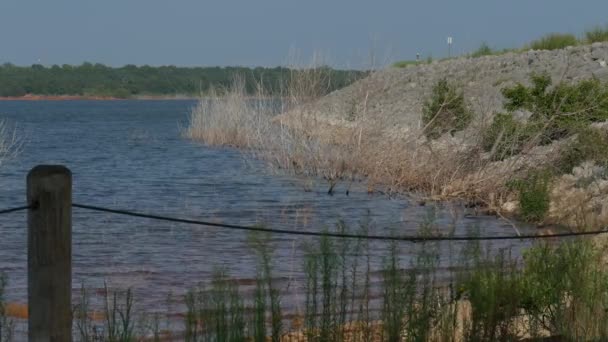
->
left=1, top=0, right=608, bottom=68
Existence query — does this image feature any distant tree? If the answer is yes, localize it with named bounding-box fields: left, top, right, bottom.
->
left=0, top=63, right=364, bottom=97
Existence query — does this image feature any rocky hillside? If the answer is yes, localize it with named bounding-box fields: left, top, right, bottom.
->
left=309, top=42, right=608, bottom=136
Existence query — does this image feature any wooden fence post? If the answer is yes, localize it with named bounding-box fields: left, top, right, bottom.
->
left=27, top=165, right=72, bottom=342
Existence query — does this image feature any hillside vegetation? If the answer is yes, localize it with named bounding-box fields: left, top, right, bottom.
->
left=394, top=25, right=608, bottom=66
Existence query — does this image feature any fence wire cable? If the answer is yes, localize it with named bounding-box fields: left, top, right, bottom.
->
left=72, top=203, right=608, bottom=242
left=0, top=205, right=31, bottom=215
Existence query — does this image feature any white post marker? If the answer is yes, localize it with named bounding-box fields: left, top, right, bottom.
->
left=447, top=36, right=453, bottom=58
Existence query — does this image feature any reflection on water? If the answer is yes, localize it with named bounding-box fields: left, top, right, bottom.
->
left=0, top=100, right=535, bottom=318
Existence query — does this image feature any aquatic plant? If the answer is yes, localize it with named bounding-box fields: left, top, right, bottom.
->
left=0, top=274, right=13, bottom=342
left=2, top=218, right=602, bottom=341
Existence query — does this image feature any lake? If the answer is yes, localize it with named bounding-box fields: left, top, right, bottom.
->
left=0, top=100, right=534, bottom=322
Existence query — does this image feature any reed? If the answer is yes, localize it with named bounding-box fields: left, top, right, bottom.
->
left=184, top=269, right=246, bottom=342
left=0, top=273, right=13, bottom=342
left=0, top=121, right=20, bottom=168
left=5, top=222, right=608, bottom=341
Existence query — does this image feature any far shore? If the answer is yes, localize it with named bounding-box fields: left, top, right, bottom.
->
left=0, top=94, right=283, bottom=101
left=0, top=94, right=199, bottom=101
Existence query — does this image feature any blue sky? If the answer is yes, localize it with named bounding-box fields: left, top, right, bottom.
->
left=1, top=0, right=608, bottom=68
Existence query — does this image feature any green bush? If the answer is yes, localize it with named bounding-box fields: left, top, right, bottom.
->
left=393, top=60, right=420, bottom=68
left=458, top=248, right=524, bottom=341
left=557, top=127, right=608, bottom=173
left=521, top=240, right=608, bottom=339
left=422, top=79, right=472, bottom=139
left=509, top=170, right=552, bottom=222
left=482, top=74, right=608, bottom=160
left=481, top=113, right=536, bottom=160
left=471, top=42, right=494, bottom=58
left=585, top=25, right=608, bottom=43
left=62, top=220, right=608, bottom=340
left=493, top=73, right=608, bottom=148
left=393, top=56, right=433, bottom=68
left=528, top=33, right=579, bottom=51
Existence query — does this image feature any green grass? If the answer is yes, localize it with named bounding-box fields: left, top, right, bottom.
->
left=393, top=60, right=420, bottom=68
left=521, top=240, right=608, bottom=339
left=395, top=23, right=608, bottom=67
left=187, top=229, right=608, bottom=341
left=527, top=33, right=579, bottom=51
left=470, top=42, right=494, bottom=58
left=585, top=25, right=608, bottom=43
left=185, top=270, right=247, bottom=342
left=4, top=219, right=608, bottom=341
left=392, top=59, right=431, bottom=68
left=458, top=246, right=523, bottom=340
left=511, top=170, right=552, bottom=222
left=557, top=127, right=608, bottom=173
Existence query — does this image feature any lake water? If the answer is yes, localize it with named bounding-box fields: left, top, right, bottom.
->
left=0, top=100, right=535, bottom=323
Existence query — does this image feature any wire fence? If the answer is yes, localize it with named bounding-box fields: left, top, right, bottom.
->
left=4, top=196, right=608, bottom=341
left=1, top=202, right=607, bottom=242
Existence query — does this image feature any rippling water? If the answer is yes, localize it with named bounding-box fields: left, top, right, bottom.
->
left=0, top=100, right=535, bottom=321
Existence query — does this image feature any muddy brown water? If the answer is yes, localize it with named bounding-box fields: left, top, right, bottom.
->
left=0, top=100, right=537, bottom=332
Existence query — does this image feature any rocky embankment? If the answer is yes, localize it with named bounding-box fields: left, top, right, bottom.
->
left=297, top=42, right=608, bottom=230
left=308, top=42, right=608, bottom=136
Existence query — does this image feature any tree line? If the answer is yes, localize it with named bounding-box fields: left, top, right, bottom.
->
left=0, top=62, right=364, bottom=98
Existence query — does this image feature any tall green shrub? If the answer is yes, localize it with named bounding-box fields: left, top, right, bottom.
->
left=249, top=232, right=282, bottom=342
left=483, top=74, right=608, bottom=162
left=509, top=170, right=552, bottom=222
left=557, top=127, right=608, bottom=173
left=185, top=269, right=246, bottom=342
left=458, top=247, right=524, bottom=341
left=521, top=240, right=608, bottom=340
left=422, top=79, right=472, bottom=139
left=502, top=73, right=608, bottom=142
left=481, top=113, right=535, bottom=160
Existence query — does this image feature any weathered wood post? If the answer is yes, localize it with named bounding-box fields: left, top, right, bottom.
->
left=27, top=165, right=72, bottom=342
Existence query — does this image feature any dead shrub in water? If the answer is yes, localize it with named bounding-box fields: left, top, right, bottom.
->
left=185, top=59, right=366, bottom=193
left=184, top=79, right=273, bottom=148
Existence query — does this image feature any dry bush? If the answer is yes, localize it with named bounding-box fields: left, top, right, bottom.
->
left=185, top=57, right=368, bottom=193
left=547, top=162, right=608, bottom=230
left=184, top=78, right=273, bottom=148
left=184, top=63, right=512, bottom=200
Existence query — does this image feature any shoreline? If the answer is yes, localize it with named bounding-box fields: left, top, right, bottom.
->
left=0, top=94, right=281, bottom=101
left=0, top=94, right=199, bottom=101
